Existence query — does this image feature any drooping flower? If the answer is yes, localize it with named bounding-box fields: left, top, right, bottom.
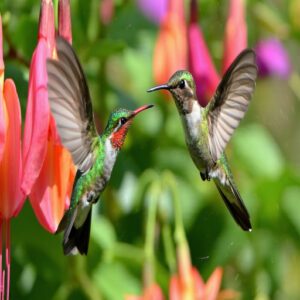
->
left=22, top=0, right=75, bottom=233
left=222, top=0, right=247, bottom=74
left=188, top=0, right=220, bottom=106
left=137, top=0, right=168, bottom=24
left=255, top=38, right=291, bottom=79
left=0, top=15, right=25, bottom=300
left=153, top=0, right=187, bottom=86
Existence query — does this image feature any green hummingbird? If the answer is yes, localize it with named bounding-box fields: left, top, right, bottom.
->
left=147, top=49, right=257, bottom=231
left=47, top=37, right=153, bottom=255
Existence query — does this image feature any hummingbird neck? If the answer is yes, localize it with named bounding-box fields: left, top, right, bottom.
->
left=110, top=120, right=132, bottom=150
left=180, top=100, right=202, bottom=141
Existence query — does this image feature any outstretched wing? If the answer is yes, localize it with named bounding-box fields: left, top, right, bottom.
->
left=47, top=37, right=99, bottom=173
left=206, top=49, right=257, bottom=161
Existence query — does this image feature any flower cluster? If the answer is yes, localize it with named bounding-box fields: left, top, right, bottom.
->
left=0, top=1, right=75, bottom=298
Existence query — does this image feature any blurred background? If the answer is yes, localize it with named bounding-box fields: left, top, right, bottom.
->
left=1, top=0, right=300, bottom=299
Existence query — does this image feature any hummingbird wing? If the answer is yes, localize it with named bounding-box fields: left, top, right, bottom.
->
left=205, top=49, right=257, bottom=162
left=47, top=37, right=99, bottom=173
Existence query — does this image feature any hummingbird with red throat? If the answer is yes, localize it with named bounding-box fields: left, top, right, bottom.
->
left=47, top=37, right=153, bottom=255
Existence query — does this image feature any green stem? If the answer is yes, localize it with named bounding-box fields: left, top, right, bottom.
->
left=143, top=181, right=160, bottom=287
left=163, top=171, right=187, bottom=246
left=67, top=256, right=102, bottom=300
left=162, top=223, right=176, bottom=273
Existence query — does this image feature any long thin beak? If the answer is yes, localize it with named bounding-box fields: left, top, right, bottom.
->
left=147, top=84, right=170, bottom=93
left=133, top=104, right=154, bottom=116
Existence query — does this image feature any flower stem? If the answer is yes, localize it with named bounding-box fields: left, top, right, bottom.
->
left=5, top=220, right=10, bottom=300
left=163, top=171, right=193, bottom=295
left=162, top=223, right=176, bottom=273
left=144, top=181, right=160, bottom=288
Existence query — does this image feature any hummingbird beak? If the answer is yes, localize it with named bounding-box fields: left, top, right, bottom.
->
left=132, top=104, right=154, bottom=116
left=147, top=84, right=170, bottom=93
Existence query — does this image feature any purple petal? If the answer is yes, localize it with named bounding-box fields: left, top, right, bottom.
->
left=137, top=0, right=168, bottom=24
left=255, top=38, right=291, bottom=79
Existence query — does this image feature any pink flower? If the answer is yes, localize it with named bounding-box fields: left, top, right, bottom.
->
left=126, top=283, right=165, bottom=300
left=137, top=0, right=168, bottom=24
left=188, top=0, right=220, bottom=106
left=222, top=0, right=247, bottom=74
left=0, top=15, right=25, bottom=300
left=169, top=241, right=237, bottom=300
left=255, top=38, right=291, bottom=79
left=153, top=0, right=187, bottom=87
left=22, top=0, right=75, bottom=233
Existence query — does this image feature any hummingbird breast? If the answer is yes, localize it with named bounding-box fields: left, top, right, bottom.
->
left=180, top=101, right=213, bottom=171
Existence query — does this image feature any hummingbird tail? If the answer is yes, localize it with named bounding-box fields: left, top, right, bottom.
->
left=62, top=208, right=92, bottom=255
left=214, top=177, right=252, bottom=231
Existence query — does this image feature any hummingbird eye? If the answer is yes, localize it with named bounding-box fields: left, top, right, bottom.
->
left=120, top=117, right=127, bottom=125
left=178, top=80, right=185, bottom=89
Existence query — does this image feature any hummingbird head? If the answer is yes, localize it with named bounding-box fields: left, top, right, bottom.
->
left=105, top=104, right=153, bottom=150
left=147, top=70, right=198, bottom=114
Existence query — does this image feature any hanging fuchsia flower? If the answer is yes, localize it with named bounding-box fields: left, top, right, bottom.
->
left=0, top=15, right=25, bottom=300
left=137, top=0, right=168, bottom=24
left=222, top=0, right=247, bottom=74
left=188, top=0, right=220, bottom=106
left=153, top=0, right=187, bottom=86
left=255, top=38, right=291, bottom=79
left=22, top=0, right=75, bottom=233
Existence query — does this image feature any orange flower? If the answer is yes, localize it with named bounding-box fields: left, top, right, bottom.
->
left=126, top=283, right=165, bottom=300
left=169, top=242, right=237, bottom=300
left=22, top=0, right=75, bottom=233
left=0, top=15, right=25, bottom=300
left=222, top=0, right=247, bottom=73
left=153, top=0, right=187, bottom=86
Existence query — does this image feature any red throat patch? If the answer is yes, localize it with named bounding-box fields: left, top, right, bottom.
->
left=111, top=120, right=132, bottom=150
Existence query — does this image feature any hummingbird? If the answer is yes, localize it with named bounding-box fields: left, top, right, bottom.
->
left=47, top=37, right=153, bottom=255
left=147, top=49, right=257, bottom=231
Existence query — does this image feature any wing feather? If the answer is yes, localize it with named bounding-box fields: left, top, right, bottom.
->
left=47, top=37, right=100, bottom=173
left=206, top=49, right=257, bottom=161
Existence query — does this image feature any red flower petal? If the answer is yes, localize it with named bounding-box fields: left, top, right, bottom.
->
left=29, top=131, right=75, bottom=233
left=0, top=15, right=5, bottom=161
left=205, top=267, right=223, bottom=300
left=22, top=40, right=50, bottom=196
left=0, top=79, right=24, bottom=219
left=222, top=0, right=247, bottom=74
left=58, top=0, right=72, bottom=43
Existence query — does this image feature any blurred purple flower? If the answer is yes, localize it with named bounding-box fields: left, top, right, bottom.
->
left=137, top=0, right=168, bottom=24
left=255, top=38, right=291, bottom=79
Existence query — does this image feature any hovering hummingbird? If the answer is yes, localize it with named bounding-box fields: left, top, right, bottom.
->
left=47, top=37, right=153, bottom=255
left=148, top=49, right=257, bottom=231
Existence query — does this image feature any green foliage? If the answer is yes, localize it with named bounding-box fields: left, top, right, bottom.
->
left=2, top=0, right=300, bottom=299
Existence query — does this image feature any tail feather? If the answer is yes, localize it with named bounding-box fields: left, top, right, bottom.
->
left=63, top=208, right=92, bottom=255
left=214, top=177, right=251, bottom=231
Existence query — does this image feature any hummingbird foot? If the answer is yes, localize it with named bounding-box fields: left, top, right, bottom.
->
left=87, top=191, right=97, bottom=203
left=200, top=170, right=211, bottom=181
